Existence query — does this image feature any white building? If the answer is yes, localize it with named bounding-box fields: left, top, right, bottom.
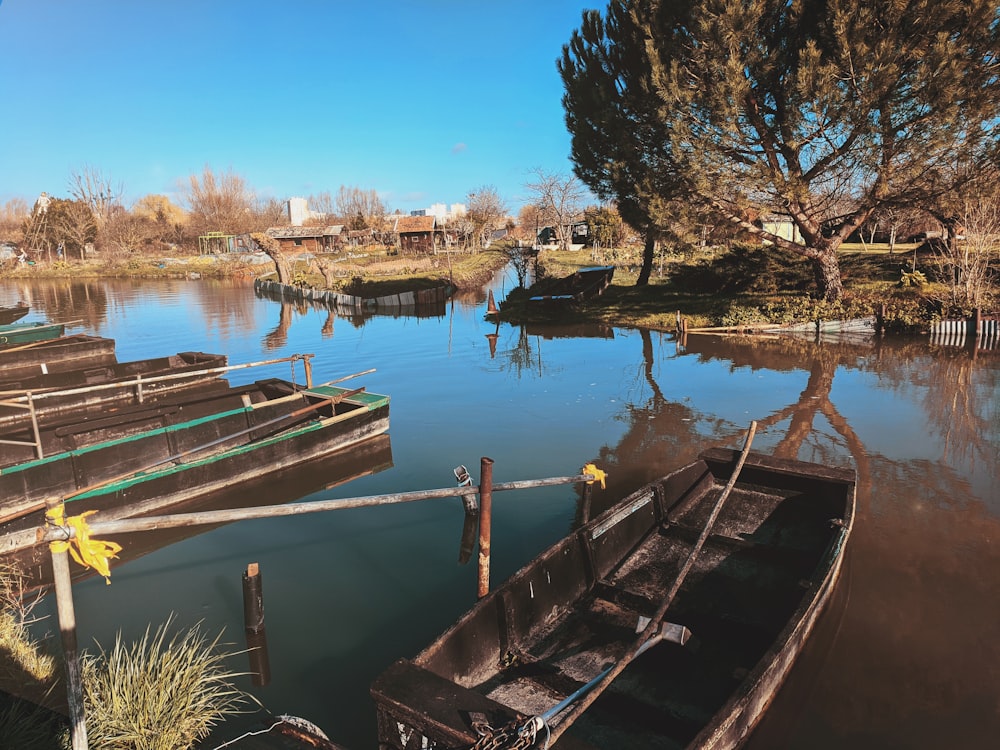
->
left=287, top=197, right=325, bottom=227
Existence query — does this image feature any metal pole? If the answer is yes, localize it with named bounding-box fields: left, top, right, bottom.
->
left=477, top=456, right=494, bottom=599
left=34, top=473, right=595, bottom=544
left=48, top=501, right=88, bottom=750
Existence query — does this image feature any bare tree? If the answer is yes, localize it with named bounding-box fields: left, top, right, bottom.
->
left=930, top=193, right=999, bottom=311
left=0, top=197, right=30, bottom=243
left=47, top=199, right=97, bottom=261
left=499, top=237, right=535, bottom=288
left=183, top=166, right=258, bottom=235
left=335, top=186, right=386, bottom=230
left=101, top=206, right=152, bottom=259
left=252, top=196, right=288, bottom=228
left=69, top=165, right=124, bottom=229
left=467, top=185, right=508, bottom=251
left=307, top=191, right=337, bottom=222
left=523, top=169, right=587, bottom=250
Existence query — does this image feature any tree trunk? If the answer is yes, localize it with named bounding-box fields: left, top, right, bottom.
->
left=250, top=232, right=293, bottom=286
left=635, top=232, right=655, bottom=286
left=812, top=250, right=844, bottom=302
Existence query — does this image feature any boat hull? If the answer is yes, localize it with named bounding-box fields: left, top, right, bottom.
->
left=9, top=432, right=395, bottom=593
left=0, top=380, right=390, bottom=553
left=0, top=380, right=278, bottom=468
left=0, top=351, right=229, bottom=435
left=0, top=304, right=29, bottom=325
left=527, top=265, right=615, bottom=305
left=0, top=334, right=117, bottom=380
left=371, top=450, right=855, bottom=750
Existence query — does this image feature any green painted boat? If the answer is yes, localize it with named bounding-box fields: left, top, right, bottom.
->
left=10, top=432, right=394, bottom=593
left=0, top=378, right=390, bottom=554
left=0, top=322, right=66, bottom=347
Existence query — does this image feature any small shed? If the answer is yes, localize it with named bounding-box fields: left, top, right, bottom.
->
left=266, top=225, right=345, bottom=254
left=395, top=215, right=439, bottom=254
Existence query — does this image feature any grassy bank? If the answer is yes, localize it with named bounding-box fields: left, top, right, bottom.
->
left=497, top=242, right=978, bottom=334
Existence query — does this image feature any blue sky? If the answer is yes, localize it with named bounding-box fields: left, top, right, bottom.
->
left=0, top=1, right=599, bottom=214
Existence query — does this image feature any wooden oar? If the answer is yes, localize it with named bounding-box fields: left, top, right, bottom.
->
left=539, top=421, right=758, bottom=744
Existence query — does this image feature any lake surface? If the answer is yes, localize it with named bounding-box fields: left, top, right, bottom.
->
left=2, top=275, right=998, bottom=749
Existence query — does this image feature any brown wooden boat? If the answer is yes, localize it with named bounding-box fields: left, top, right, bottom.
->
left=527, top=265, right=615, bottom=306
left=0, top=334, right=117, bottom=381
left=0, top=351, right=229, bottom=435
left=371, top=448, right=855, bottom=750
left=0, top=350, right=226, bottom=393
left=0, top=379, right=274, bottom=467
left=10, top=432, right=394, bottom=593
left=0, top=302, right=29, bottom=325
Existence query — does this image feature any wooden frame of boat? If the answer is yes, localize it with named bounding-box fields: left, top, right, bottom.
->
left=0, top=351, right=230, bottom=436
left=0, top=353, right=319, bottom=462
left=0, top=378, right=390, bottom=554
left=0, top=334, right=117, bottom=381
left=371, top=449, right=855, bottom=750
left=0, top=378, right=288, bottom=467
left=0, top=350, right=227, bottom=393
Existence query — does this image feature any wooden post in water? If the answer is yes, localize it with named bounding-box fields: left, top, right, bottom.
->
left=47, top=499, right=89, bottom=750
left=242, top=562, right=271, bottom=687
left=303, top=356, right=313, bottom=388
left=477, top=457, right=495, bottom=599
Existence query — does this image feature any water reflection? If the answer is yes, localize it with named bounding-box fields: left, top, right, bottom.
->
left=3, top=277, right=998, bottom=749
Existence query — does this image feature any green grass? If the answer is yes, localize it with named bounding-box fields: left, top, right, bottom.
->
left=495, top=243, right=955, bottom=332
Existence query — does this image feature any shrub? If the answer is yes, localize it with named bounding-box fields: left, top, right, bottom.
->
left=81, top=618, right=251, bottom=750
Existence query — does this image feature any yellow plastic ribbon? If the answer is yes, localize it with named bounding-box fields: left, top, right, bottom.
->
left=46, top=505, right=122, bottom=584
left=582, top=463, right=607, bottom=489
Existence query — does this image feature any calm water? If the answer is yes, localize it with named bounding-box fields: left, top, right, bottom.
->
left=2, top=276, right=998, bottom=749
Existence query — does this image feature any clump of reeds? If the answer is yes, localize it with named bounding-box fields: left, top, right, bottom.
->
left=80, top=616, right=252, bottom=750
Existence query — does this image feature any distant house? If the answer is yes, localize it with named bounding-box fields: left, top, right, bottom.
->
left=266, top=225, right=345, bottom=254
left=394, top=215, right=439, bottom=254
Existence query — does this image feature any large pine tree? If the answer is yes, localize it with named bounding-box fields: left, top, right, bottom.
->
left=560, top=0, right=1000, bottom=300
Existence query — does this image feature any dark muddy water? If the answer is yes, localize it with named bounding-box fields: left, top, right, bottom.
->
left=1, top=275, right=997, bottom=749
